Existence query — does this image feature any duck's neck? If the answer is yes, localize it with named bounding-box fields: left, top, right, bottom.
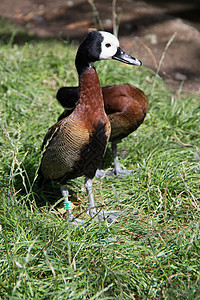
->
left=75, top=55, right=93, bottom=79
left=75, top=39, right=97, bottom=78
left=75, top=67, right=104, bottom=112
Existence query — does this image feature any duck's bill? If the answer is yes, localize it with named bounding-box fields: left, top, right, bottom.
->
left=112, top=47, right=142, bottom=66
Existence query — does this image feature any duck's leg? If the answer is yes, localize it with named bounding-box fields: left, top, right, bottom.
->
left=61, top=182, right=120, bottom=223
left=85, top=178, right=97, bottom=217
left=85, top=178, right=121, bottom=221
left=95, top=142, right=134, bottom=178
left=110, top=141, right=134, bottom=177
left=85, top=178, right=121, bottom=222
left=61, top=185, right=84, bottom=224
left=95, top=169, right=106, bottom=178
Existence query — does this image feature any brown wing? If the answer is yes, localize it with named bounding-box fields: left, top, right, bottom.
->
left=39, top=116, right=90, bottom=181
left=39, top=116, right=110, bottom=184
left=103, top=85, right=148, bottom=142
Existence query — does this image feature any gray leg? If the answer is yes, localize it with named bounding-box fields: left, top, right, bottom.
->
left=85, top=178, right=121, bottom=222
left=61, top=185, right=71, bottom=219
left=112, top=142, right=121, bottom=175
left=60, top=185, right=84, bottom=224
left=85, top=178, right=97, bottom=217
left=111, top=142, right=134, bottom=177
left=95, top=142, right=134, bottom=178
left=61, top=183, right=124, bottom=224
left=95, top=168, right=106, bottom=178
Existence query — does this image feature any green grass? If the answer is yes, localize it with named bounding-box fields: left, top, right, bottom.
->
left=0, top=22, right=200, bottom=299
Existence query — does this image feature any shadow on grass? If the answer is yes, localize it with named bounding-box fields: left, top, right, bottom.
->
left=1, top=158, right=60, bottom=209
left=2, top=144, right=114, bottom=212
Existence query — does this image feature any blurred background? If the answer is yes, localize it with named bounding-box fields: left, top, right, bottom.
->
left=0, top=0, right=200, bottom=93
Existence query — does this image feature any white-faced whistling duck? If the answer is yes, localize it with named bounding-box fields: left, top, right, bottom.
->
left=38, top=31, right=142, bottom=223
left=56, top=85, right=148, bottom=177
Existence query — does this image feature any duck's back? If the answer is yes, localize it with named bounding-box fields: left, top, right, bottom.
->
left=103, top=84, right=148, bottom=142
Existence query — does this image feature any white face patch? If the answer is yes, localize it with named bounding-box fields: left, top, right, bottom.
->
left=99, top=31, right=120, bottom=60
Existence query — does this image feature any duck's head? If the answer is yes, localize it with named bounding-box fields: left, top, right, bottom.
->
left=75, top=31, right=142, bottom=75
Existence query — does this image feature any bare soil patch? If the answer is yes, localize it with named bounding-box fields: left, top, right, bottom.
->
left=1, top=0, right=200, bottom=94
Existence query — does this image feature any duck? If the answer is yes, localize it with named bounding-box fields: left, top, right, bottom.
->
left=38, top=31, right=142, bottom=223
left=56, top=83, right=148, bottom=177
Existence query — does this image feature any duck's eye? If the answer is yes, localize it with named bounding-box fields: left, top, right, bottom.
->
left=105, top=43, right=111, bottom=48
